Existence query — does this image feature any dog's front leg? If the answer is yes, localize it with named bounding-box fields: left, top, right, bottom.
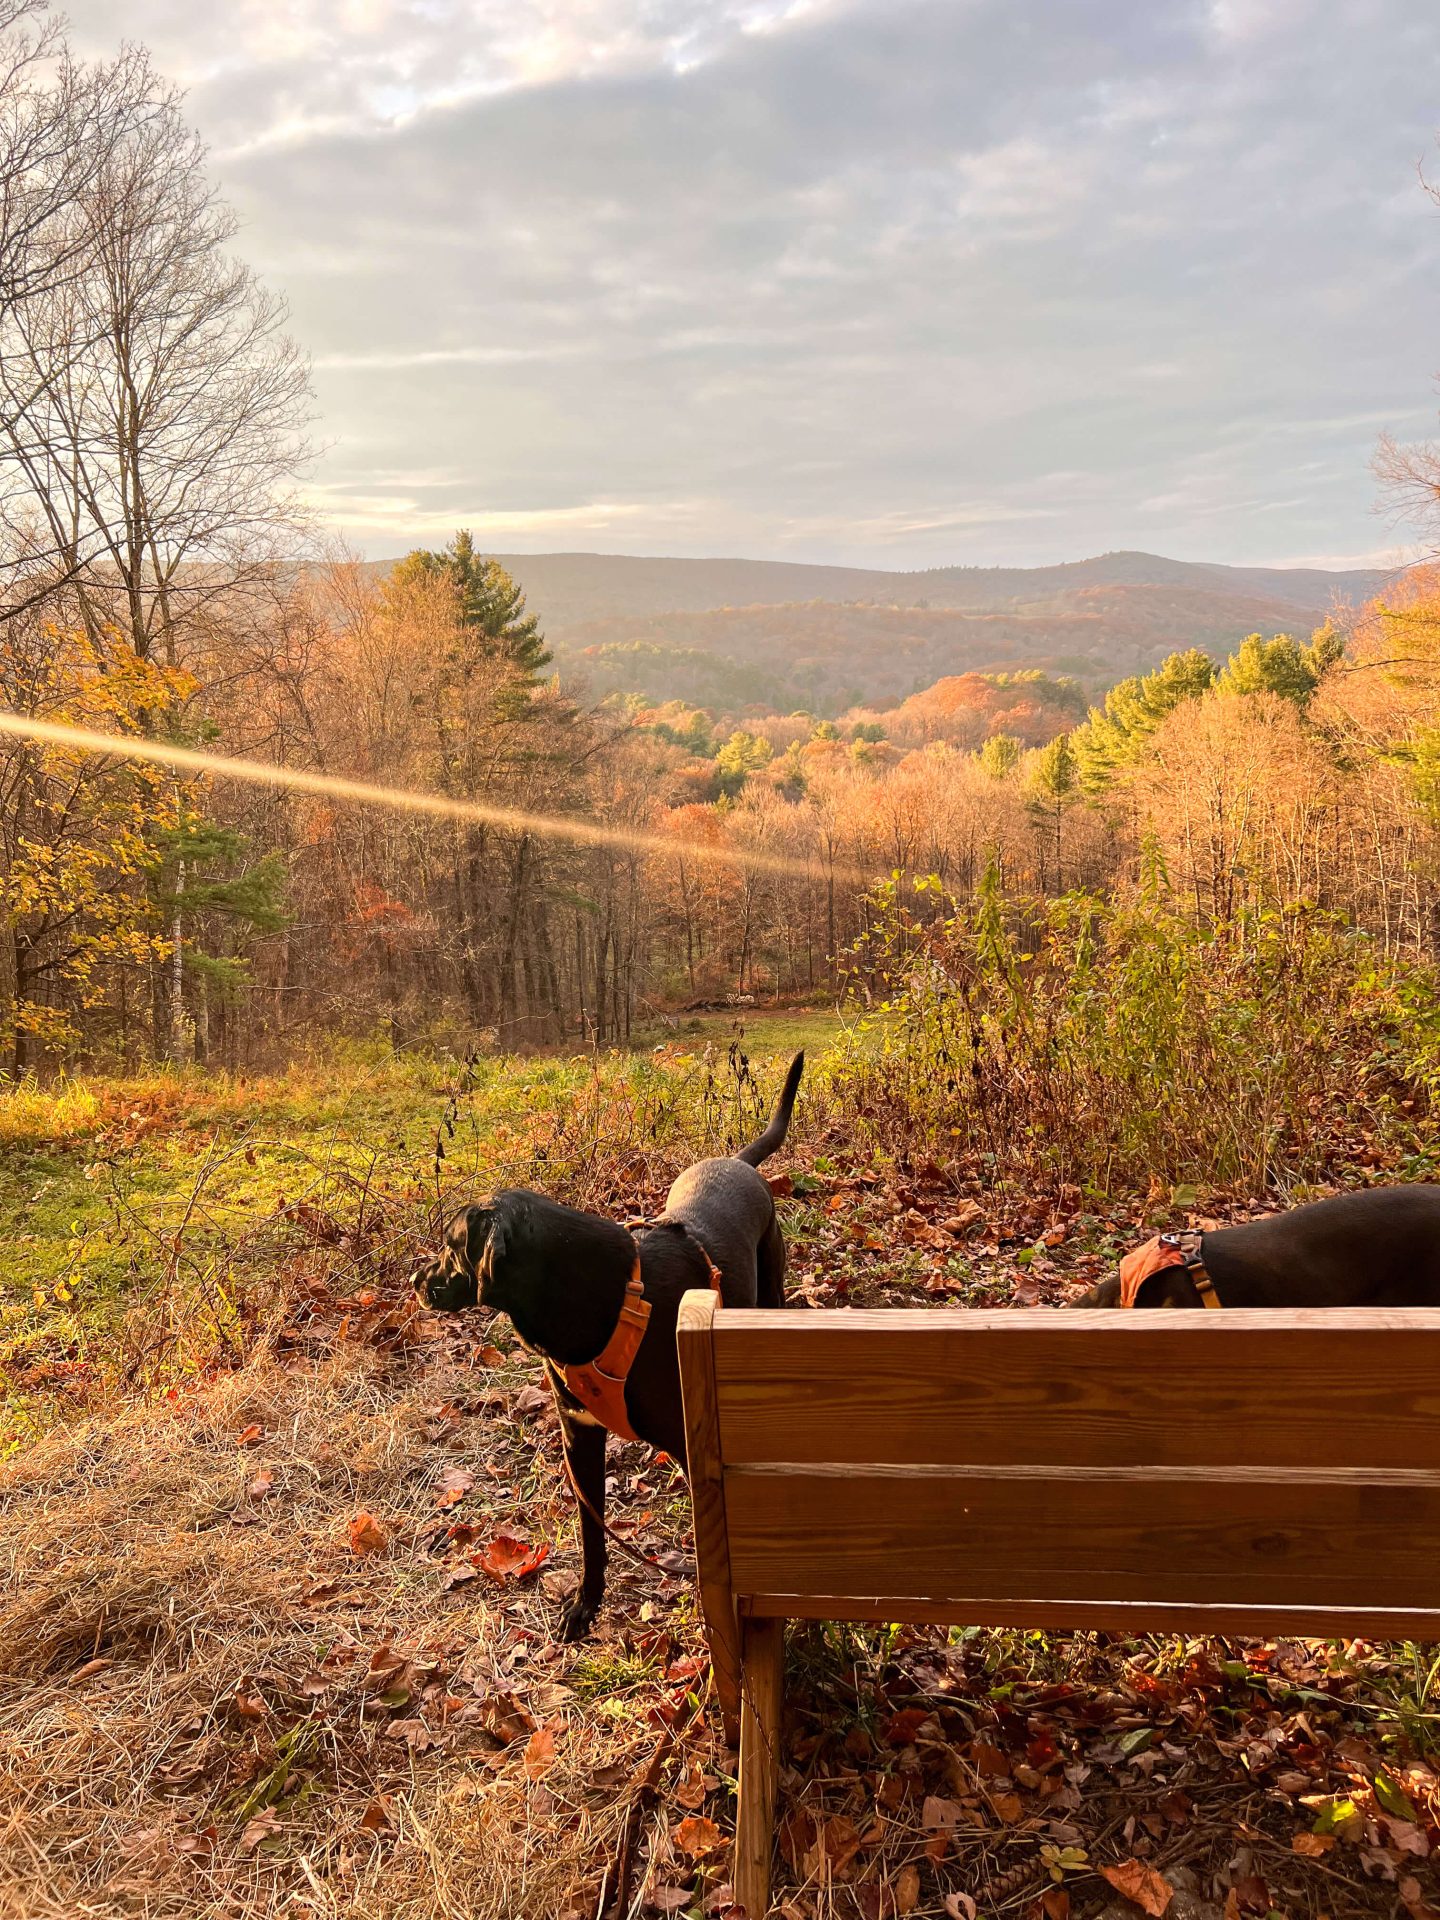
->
left=557, top=1409, right=608, bottom=1641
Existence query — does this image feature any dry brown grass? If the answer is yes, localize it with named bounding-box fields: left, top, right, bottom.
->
left=0, top=1323, right=715, bottom=1920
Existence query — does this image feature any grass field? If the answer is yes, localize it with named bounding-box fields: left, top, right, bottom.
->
left=0, top=1010, right=843, bottom=1451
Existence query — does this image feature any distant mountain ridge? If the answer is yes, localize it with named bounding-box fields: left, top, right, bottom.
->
left=456, top=548, right=1391, bottom=633
left=364, top=546, right=1396, bottom=718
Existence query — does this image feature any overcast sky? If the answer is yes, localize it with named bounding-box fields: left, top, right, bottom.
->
left=63, top=0, right=1440, bottom=571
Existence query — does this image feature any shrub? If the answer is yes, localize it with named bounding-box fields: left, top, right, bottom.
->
left=831, top=863, right=1440, bottom=1198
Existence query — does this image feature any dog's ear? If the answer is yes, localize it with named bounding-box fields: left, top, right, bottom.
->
left=453, top=1197, right=515, bottom=1301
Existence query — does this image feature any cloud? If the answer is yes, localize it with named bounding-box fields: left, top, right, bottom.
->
left=58, top=0, right=1440, bottom=568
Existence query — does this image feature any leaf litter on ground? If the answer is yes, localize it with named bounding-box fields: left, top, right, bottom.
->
left=3, top=1116, right=1440, bottom=1920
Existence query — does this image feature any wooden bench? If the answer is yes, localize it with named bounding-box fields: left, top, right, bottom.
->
left=676, top=1294, right=1440, bottom=1920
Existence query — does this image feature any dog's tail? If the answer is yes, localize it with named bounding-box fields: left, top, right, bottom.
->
left=735, top=1050, right=805, bottom=1167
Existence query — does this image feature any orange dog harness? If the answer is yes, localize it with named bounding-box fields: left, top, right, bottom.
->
left=563, top=1236, right=723, bottom=1443
left=1118, top=1229, right=1222, bottom=1309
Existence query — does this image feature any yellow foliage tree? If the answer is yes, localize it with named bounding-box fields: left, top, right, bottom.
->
left=0, top=622, right=198, bottom=1066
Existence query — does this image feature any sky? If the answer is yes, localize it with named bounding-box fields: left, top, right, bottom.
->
left=63, top=0, right=1440, bottom=572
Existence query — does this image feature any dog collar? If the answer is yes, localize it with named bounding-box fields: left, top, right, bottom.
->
left=1117, top=1230, right=1222, bottom=1309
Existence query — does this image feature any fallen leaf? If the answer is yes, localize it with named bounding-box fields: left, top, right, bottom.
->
left=239, top=1811, right=281, bottom=1852
left=359, top=1797, right=393, bottom=1832
left=475, top=1693, right=537, bottom=1744
left=441, top=1564, right=481, bottom=1591
left=1292, top=1832, right=1335, bottom=1857
left=347, top=1511, right=387, bottom=1555
left=1400, top=1876, right=1440, bottom=1920
left=1385, top=1819, right=1431, bottom=1857
left=236, top=1423, right=264, bottom=1448
left=1226, top=1874, right=1269, bottom=1915
left=523, top=1723, right=558, bottom=1779
left=806, top=1815, right=861, bottom=1880
left=675, top=1760, right=709, bottom=1810
left=383, top=1718, right=437, bottom=1751
left=233, top=1690, right=266, bottom=1719
left=1376, top=1774, right=1420, bottom=1821
left=893, top=1864, right=920, bottom=1914
left=969, top=1740, right=1010, bottom=1776
left=477, top=1532, right=550, bottom=1581
left=923, top=1796, right=965, bottom=1829
left=1042, top=1890, right=1070, bottom=1920
left=246, top=1468, right=276, bottom=1501
left=674, top=1814, right=722, bottom=1857
left=434, top=1466, right=475, bottom=1509
left=1099, top=1859, right=1173, bottom=1915
left=778, top=1806, right=819, bottom=1873
left=651, top=1890, right=693, bottom=1914
left=944, top=1896, right=977, bottom=1920
left=70, top=1657, right=111, bottom=1683
left=477, top=1344, right=507, bottom=1366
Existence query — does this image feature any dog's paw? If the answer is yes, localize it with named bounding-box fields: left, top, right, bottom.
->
left=558, top=1594, right=600, bottom=1642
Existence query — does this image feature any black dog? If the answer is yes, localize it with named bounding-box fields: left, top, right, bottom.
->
left=1076, top=1184, right=1440, bottom=1309
left=412, top=1051, right=803, bottom=1639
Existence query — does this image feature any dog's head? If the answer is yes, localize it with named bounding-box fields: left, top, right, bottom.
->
left=411, top=1197, right=514, bottom=1314
left=1073, top=1268, right=1210, bottom=1309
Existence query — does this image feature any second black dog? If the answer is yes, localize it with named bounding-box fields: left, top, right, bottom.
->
left=1076, top=1183, right=1440, bottom=1309
left=412, top=1050, right=803, bottom=1638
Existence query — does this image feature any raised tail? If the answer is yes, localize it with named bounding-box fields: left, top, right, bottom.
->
left=735, top=1050, right=805, bottom=1167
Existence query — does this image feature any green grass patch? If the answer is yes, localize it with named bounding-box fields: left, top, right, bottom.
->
left=0, top=1021, right=843, bottom=1451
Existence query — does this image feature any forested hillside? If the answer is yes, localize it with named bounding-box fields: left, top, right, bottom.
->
left=548, top=580, right=1333, bottom=712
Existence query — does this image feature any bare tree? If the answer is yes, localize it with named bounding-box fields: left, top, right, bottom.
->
left=0, top=58, right=313, bottom=661
left=0, top=3, right=172, bottom=614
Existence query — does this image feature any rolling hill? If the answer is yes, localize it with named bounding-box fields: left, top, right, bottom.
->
left=482, top=547, right=1386, bottom=630
left=450, top=548, right=1390, bottom=715
left=356, top=547, right=1392, bottom=717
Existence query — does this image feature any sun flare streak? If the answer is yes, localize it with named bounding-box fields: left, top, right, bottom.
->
left=0, top=711, right=872, bottom=888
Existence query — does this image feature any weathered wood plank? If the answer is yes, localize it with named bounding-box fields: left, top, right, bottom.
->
left=734, top=1616, right=783, bottom=1920
left=675, top=1287, right=742, bottom=1741
left=722, top=1465, right=1440, bottom=1606
left=710, top=1309, right=1440, bottom=1468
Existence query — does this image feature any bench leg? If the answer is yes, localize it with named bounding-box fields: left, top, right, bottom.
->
left=733, top=1615, right=783, bottom=1920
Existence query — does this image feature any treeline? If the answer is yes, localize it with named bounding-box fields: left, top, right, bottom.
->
left=9, top=532, right=1440, bottom=1070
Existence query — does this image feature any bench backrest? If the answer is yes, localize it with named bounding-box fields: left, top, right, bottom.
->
left=677, top=1293, right=1440, bottom=1708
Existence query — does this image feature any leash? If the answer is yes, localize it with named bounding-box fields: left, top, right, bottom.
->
left=560, top=1443, right=685, bottom=1576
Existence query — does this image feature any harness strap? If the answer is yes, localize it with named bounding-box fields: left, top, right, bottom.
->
left=1118, top=1229, right=1222, bottom=1309
left=562, top=1231, right=725, bottom=1445
left=563, top=1257, right=651, bottom=1443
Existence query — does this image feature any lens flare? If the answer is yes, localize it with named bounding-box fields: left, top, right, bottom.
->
left=0, top=711, right=874, bottom=887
